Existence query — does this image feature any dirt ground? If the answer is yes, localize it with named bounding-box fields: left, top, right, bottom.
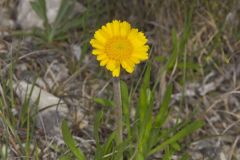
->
left=1, top=0, right=240, bottom=159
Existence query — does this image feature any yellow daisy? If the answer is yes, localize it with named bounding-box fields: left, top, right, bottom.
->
left=90, top=20, right=149, bottom=77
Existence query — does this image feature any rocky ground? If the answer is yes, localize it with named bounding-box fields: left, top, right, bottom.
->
left=0, top=0, right=240, bottom=159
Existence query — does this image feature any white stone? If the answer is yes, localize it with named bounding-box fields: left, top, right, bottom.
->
left=14, top=81, right=68, bottom=136
left=17, top=0, right=44, bottom=29
left=71, top=44, right=81, bottom=60
left=17, top=0, right=86, bottom=29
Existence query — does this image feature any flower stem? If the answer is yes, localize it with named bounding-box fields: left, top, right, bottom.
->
left=113, top=78, right=123, bottom=152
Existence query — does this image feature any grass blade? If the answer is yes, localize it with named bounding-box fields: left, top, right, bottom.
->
left=137, top=64, right=151, bottom=124
left=30, top=0, right=48, bottom=23
left=155, top=84, right=173, bottom=127
left=61, top=120, right=86, bottom=160
left=54, top=0, right=75, bottom=26
left=94, top=98, right=114, bottom=107
left=148, top=120, right=204, bottom=156
left=120, top=81, right=131, bottom=139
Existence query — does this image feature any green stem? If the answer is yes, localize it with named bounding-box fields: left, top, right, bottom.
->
left=113, top=78, right=123, bottom=157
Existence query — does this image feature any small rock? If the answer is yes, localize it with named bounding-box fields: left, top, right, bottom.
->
left=0, top=8, right=15, bottom=29
left=14, top=81, right=68, bottom=136
left=0, top=144, right=9, bottom=159
left=0, top=40, right=8, bottom=54
left=17, top=0, right=86, bottom=29
left=225, top=11, right=239, bottom=31
left=43, top=61, right=69, bottom=88
left=71, top=44, right=81, bottom=61
left=190, top=139, right=221, bottom=159
left=219, top=152, right=227, bottom=160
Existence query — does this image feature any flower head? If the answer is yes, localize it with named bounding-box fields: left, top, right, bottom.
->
left=90, top=20, right=149, bottom=77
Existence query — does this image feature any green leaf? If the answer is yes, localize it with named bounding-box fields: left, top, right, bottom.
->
left=30, top=2, right=43, bottom=19
left=57, top=17, right=84, bottom=34
left=179, top=3, right=193, bottom=52
left=135, top=153, right=145, bottom=160
left=102, top=132, right=116, bottom=157
left=114, top=139, right=131, bottom=160
left=180, top=153, right=190, bottom=160
left=120, top=81, right=131, bottom=139
left=177, top=62, right=200, bottom=70
left=162, top=146, right=174, bottom=160
left=155, top=84, right=173, bottom=127
left=30, top=0, right=48, bottom=23
left=170, top=142, right=181, bottom=151
left=166, top=29, right=179, bottom=70
left=148, top=120, right=204, bottom=156
left=94, top=98, right=114, bottom=107
left=95, top=132, right=115, bottom=160
left=142, top=64, right=151, bottom=90
left=61, top=120, right=86, bottom=160
left=52, top=32, right=69, bottom=41
left=154, top=55, right=166, bottom=63
left=93, top=111, right=103, bottom=146
left=138, top=64, right=151, bottom=124
left=54, top=0, right=75, bottom=26
left=135, top=64, right=155, bottom=156
left=138, top=88, right=154, bottom=155
left=58, top=153, right=73, bottom=160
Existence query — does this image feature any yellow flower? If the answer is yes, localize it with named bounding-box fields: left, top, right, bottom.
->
left=90, top=20, right=149, bottom=77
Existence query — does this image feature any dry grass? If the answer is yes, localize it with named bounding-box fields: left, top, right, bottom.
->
left=1, top=0, right=240, bottom=159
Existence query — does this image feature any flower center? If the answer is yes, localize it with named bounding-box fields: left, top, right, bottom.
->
left=105, top=37, right=133, bottom=61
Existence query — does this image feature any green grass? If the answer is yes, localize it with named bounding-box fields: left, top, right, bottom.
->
left=1, top=0, right=239, bottom=159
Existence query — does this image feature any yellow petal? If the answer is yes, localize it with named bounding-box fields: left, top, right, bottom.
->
left=105, top=22, right=114, bottom=37
left=112, top=64, right=120, bottom=77
left=120, top=21, right=131, bottom=37
left=130, top=56, right=140, bottom=64
left=90, top=20, right=149, bottom=77
left=121, top=60, right=134, bottom=73
left=112, top=20, right=120, bottom=36
left=106, top=60, right=116, bottom=71
left=132, top=52, right=148, bottom=60
left=94, top=30, right=107, bottom=44
left=101, top=26, right=111, bottom=38
left=100, top=59, right=108, bottom=66
left=128, top=29, right=147, bottom=47
left=97, top=54, right=107, bottom=60
left=92, top=49, right=104, bottom=55
left=133, top=45, right=149, bottom=54
left=90, top=39, right=104, bottom=50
